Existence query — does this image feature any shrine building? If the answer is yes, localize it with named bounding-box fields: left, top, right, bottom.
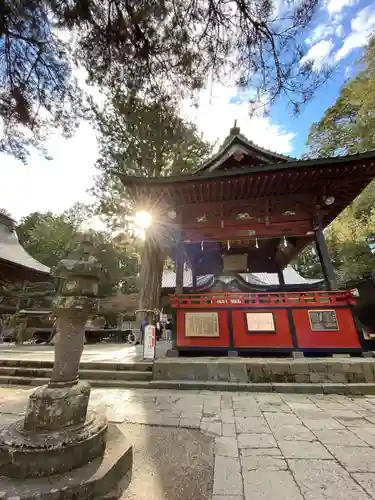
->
left=119, top=124, right=375, bottom=356
left=0, top=213, right=50, bottom=314
left=0, top=213, right=50, bottom=284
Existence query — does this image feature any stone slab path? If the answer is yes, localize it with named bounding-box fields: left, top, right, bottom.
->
left=0, top=342, right=171, bottom=363
left=3, top=387, right=375, bottom=499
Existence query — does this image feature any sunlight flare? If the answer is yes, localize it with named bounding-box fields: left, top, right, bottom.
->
left=135, top=211, right=152, bottom=230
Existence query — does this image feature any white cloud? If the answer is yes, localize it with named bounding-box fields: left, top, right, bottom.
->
left=181, top=84, right=295, bottom=155
left=325, top=0, right=359, bottom=14
left=306, top=13, right=345, bottom=45
left=307, top=24, right=335, bottom=44
left=335, top=5, right=375, bottom=61
left=300, top=39, right=334, bottom=71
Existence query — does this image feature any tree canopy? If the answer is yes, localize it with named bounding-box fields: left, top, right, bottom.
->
left=90, top=89, right=214, bottom=312
left=2, top=0, right=324, bottom=162
left=305, top=36, right=375, bottom=158
left=0, top=0, right=82, bottom=162
left=91, top=92, right=213, bottom=225
left=59, top=0, right=323, bottom=105
left=295, top=36, right=375, bottom=284
left=17, top=204, right=139, bottom=295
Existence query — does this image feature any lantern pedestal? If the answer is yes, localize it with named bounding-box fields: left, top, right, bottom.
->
left=0, top=405, right=108, bottom=479
left=0, top=422, right=132, bottom=500
left=0, top=236, right=133, bottom=498
left=24, top=380, right=92, bottom=432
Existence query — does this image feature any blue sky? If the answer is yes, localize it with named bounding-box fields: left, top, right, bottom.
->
left=1, top=0, right=375, bottom=221
left=271, top=0, right=375, bottom=156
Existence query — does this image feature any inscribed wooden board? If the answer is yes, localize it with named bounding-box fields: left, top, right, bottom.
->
left=246, top=312, right=275, bottom=332
left=308, top=310, right=339, bottom=331
left=223, top=254, right=247, bottom=272
left=185, top=312, right=220, bottom=337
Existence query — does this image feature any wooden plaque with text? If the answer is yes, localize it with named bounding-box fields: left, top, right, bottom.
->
left=246, top=312, right=276, bottom=333
left=185, top=312, right=220, bottom=337
left=223, top=254, right=247, bottom=272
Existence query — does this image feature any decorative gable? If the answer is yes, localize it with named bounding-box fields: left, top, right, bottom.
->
left=195, top=121, right=293, bottom=174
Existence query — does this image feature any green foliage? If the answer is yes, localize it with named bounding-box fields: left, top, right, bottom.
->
left=91, top=92, right=213, bottom=225
left=2, top=0, right=323, bottom=161
left=16, top=204, right=139, bottom=295
left=306, top=36, right=375, bottom=158
left=1, top=0, right=82, bottom=162
left=294, top=245, right=321, bottom=279
left=90, top=90, right=213, bottom=309
left=296, top=223, right=375, bottom=284
left=297, top=36, right=375, bottom=284
left=325, top=206, right=375, bottom=285
left=85, top=229, right=139, bottom=295
left=58, top=0, right=323, bottom=109
left=17, top=211, right=78, bottom=268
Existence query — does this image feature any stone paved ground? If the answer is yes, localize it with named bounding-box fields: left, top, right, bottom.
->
left=4, top=387, right=375, bottom=499
left=0, top=342, right=170, bottom=362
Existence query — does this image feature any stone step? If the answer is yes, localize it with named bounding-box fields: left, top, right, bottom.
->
left=0, top=375, right=153, bottom=389
left=2, top=374, right=375, bottom=395
left=0, top=367, right=152, bottom=381
left=0, top=359, right=153, bottom=372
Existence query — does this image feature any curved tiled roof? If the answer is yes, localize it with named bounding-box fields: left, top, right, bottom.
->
left=0, top=214, right=50, bottom=276
left=245, top=267, right=322, bottom=286
left=161, top=266, right=321, bottom=289
left=117, top=149, right=375, bottom=186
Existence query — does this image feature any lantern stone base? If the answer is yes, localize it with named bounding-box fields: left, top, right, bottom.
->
left=0, top=424, right=133, bottom=500
left=0, top=380, right=109, bottom=479
left=0, top=410, right=107, bottom=479
left=24, top=381, right=91, bottom=431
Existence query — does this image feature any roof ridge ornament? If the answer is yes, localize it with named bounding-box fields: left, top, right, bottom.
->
left=230, top=119, right=240, bottom=136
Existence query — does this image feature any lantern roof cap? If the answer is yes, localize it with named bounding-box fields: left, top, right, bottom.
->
left=52, top=234, right=102, bottom=280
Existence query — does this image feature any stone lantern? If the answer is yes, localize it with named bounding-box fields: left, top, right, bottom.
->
left=47, top=235, right=101, bottom=389
left=0, top=234, right=132, bottom=499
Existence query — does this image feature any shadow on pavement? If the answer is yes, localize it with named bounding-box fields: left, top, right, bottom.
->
left=118, top=423, right=214, bottom=500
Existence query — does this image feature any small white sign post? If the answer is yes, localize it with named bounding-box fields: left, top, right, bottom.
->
left=143, top=324, right=156, bottom=360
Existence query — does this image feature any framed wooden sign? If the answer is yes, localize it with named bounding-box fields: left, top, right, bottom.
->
left=308, top=310, right=339, bottom=331
left=223, top=254, right=247, bottom=272
left=185, top=312, right=220, bottom=337
left=246, top=312, right=276, bottom=333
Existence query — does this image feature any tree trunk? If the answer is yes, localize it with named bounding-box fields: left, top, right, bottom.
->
left=138, top=233, right=164, bottom=319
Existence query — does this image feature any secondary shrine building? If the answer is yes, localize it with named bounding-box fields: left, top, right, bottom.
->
left=119, top=124, right=375, bottom=356
left=0, top=214, right=50, bottom=284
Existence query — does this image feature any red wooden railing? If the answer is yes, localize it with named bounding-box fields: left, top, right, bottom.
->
left=170, top=290, right=356, bottom=309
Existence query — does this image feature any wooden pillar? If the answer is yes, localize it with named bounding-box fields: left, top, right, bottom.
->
left=277, top=268, right=285, bottom=286
left=169, top=220, right=184, bottom=355
left=192, top=266, right=197, bottom=292
left=314, top=226, right=337, bottom=290
left=175, top=234, right=184, bottom=295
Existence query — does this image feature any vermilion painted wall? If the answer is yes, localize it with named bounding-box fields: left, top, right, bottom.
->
left=293, top=308, right=361, bottom=348
left=176, top=309, right=230, bottom=347
left=232, top=309, right=294, bottom=348
left=176, top=306, right=361, bottom=350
